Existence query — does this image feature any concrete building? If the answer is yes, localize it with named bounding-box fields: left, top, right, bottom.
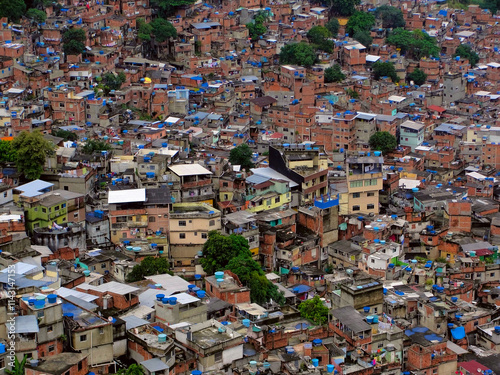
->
left=175, top=320, right=244, bottom=372
left=205, top=271, right=251, bottom=304
left=443, top=72, right=466, bottom=104
left=154, top=292, right=207, bottom=324
left=169, top=202, right=221, bottom=273
left=167, top=163, right=215, bottom=205
left=85, top=211, right=110, bottom=247
left=346, top=153, right=383, bottom=215
left=399, top=121, right=425, bottom=151
left=221, top=210, right=259, bottom=256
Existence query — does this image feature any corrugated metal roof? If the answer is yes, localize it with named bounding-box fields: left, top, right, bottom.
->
left=57, top=287, right=99, bottom=303
left=122, top=315, right=150, bottom=330
left=8, top=315, right=39, bottom=333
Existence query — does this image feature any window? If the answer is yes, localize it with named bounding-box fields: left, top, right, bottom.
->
left=80, top=335, right=87, bottom=342
left=215, top=352, right=223, bottom=362
left=371, top=259, right=375, bottom=263
left=365, top=179, right=378, bottom=186
left=37, top=311, right=44, bottom=318
left=367, top=192, right=375, bottom=197
left=179, top=220, right=186, bottom=226
left=149, top=216, right=156, bottom=222
left=78, top=361, right=83, bottom=371
left=2, top=192, right=6, bottom=198
left=209, top=220, right=215, bottom=226
left=352, top=205, right=360, bottom=211
left=367, top=204, right=375, bottom=210
left=47, top=325, right=53, bottom=333
left=350, top=181, right=363, bottom=188
left=353, top=193, right=360, bottom=198
left=202, top=233, right=207, bottom=239
left=179, top=233, right=186, bottom=239
left=42, top=208, right=47, bottom=213
left=275, top=196, right=280, bottom=203
left=48, top=345, right=55, bottom=353
left=99, top=328, right=104, bottom=334
left=73, top=212, right=78, bottom=218
left=101, top=263, right=106, bottom=269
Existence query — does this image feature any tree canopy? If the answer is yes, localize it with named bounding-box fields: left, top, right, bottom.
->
left=247, top=11, right=268, bottom=41
left=325, top=19, right=340, bottom=37
left=53, top=129, right=78, bottom=142
left=345, top=11, right=375, bottom=37
left=454, top=44, right=479, bottom=67
left=82, top=139, right=112, bottom=154
left=372, top=61, right=398, bottom=82
left=229, top=144, right=254, bottom=170
left=200, top=231, right=252, bottom=275
left=62, top=28, right=86, bottom=56
left=0, top=140, right=17, bottom=164
left=151, top=0, right=196, bottom=17
left=326, top=0, right=361, bottom=17
left=117, top=364, right=145, bottom=375
left=0, top=0, right=26, bottom=22
left=307, top=26, right=333, bottom=52
left=126, top=256, right=172, bottom=283
left=26, top=8, right=47, bottom=23
left=279, top=42, right=317, bottom=67
left=298, top=296, right=329, bottom=325
left=386, top=28, right=439, bottom=60
left=101, top=72, right=126, bottom=95
left=226, top=254, right=285, bottom=305
left=150, top=18, right=177, bottom=42
left=353, top=30, right=372, bottom=47
left=369, top=131, right=398, bottom=154
left=374, top=5, right=405, bottom=28
left=324, top=64, right=345, bottom=83
left=408, top=68, right=427, bottom=85
left=12, top=131, right=55, bottom=180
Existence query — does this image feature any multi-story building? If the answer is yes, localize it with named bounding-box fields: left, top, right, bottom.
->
left=167, top=164, right=215, bottom=205
left=169, top=202, right=221, bottom=273
left=222, top=210, right=259, bottom=256
left=399, top=121, right=425, bottom=151
left=268, top=145, right=329, bottom=205
left=346, top=153, right=383, bottom=215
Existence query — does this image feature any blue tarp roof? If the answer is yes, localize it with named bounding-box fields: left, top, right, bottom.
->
left=451, top=326, right=466, bottom=340
left=290, top=284, right=312, bottom=294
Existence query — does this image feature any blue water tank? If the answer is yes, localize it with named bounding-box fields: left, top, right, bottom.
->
left=242, top=319, right=251, bottom=327
left=196, top=290, right=206, bottom=298
left=156, top=294, right=165, bottom=301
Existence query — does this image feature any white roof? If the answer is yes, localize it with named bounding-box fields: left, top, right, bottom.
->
left=475, top=90, right=491, bottom=96
left=366, top=54, right=381, bottom=62
left=399, top=179, right=421, bottom=190
left=456, top=31, right=475, bottom=37
left=487, top=62, right=500, bottom=68
left=466, top=171, right=496, bottom=182
left=250, top=167, right=299, bottom=188
left=165, top=116, right=180, bottom=123
left=171, top=292, right=200, bottom=305
left=108, top=188, right=146, bottom=204
left=169, top=163, right=212, bottom=176
left=79, top=281, right=140, bottom=295
left=147, top=274, right=191, bottom=296
left=1, top=262, right=38, bottom=275
left=344, top=43, right=366, bottom=50
left=388, top=95, right=406, bottom=103
left=56, top=287, right=99, bottom=302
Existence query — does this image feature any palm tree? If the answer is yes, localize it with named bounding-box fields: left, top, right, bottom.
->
left=6, top=355, right=27, bottom=375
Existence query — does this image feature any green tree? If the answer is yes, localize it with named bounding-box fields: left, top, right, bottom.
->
left=26, top=8, right=47, bottom=23
left=454, top=44, right=479, bottom=67
left=346, top=88, right=359, bottom=99
left=62, top=28, right=86, bottom=56
left=117, top=364, right=145, bottom=375
left=82, top=139, right=112, bottom=154
left=150, top=18, right=177, bottom=42
left=0, top=140, right=17, bottom=164
left=12, top=131, right=55, bottom=180
left=324, top=64, right=345, bottom=83
left=353, top=30, right=372, bottom=47
left=151, top=0, right=196, bottom=17
left=102, top=72, right=126, bottom=94
left=279, top=42, right=317, bottom=67
left=374, top=5, right=405, bottom=28
left=372, top=61, right=398, bottom=82
left=326, top=0, right=361, bottom=17
left=408, top=68, right=427, bottom=85
left=137, top=18, right=153, bottom=41
left=346, top=11, right=375, bottom=36
left=247, top=22, right=267, bottom=41
left=53, top=129, right=78, bottom=141
left=0, top=0, right=26, bottom=22
left=126, top=256, right=172, bottom=282
left=5, top=355, right=27, bottom=375
left=226, top=253, right=285, bottom=305
left=229, top=144, right=254, bottom=170
left=200, top=231, right=252, bottom=275
left=307, top=26, right=333, bottom=52
left=298, top=296, right=329, bottom=325
left=369, top=131, right=397, bottom=154
left=386, top=28, right=439, bottom=60
left=325, top=18, right=340, bottom=37
left=480, top=0, right=500, bottom=14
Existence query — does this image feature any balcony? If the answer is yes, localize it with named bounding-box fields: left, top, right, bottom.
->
left=182, top=179, right=212, bottom=189
left=314, top=195, right=339, bottom=209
